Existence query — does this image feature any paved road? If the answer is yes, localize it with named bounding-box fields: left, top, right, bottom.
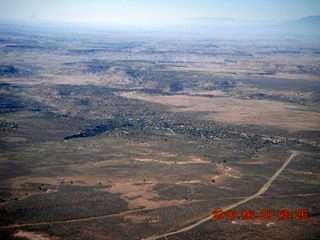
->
left=144, top=151, right=298, bottom=240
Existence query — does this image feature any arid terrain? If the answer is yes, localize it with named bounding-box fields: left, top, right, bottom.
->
left=0, top=23, right=319, bottom=240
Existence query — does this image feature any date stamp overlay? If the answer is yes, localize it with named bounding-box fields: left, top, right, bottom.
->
left=212, top=209, right=308, bottom=221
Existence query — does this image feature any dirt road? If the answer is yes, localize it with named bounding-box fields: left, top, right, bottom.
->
left=0, top=151, right=298, bottom=238
left=144, top=151, right=298, bottom=240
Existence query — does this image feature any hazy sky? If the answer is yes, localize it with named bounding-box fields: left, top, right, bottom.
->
left=0, top=0, right=320, bottom=26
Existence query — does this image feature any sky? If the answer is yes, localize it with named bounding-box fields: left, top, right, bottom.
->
left=0, top=0, right=320, bottom=26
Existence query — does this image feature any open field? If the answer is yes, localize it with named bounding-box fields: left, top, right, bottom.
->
left=0, top=24, right=319, bottom=239
left=119, top=92, right=320, bottom=132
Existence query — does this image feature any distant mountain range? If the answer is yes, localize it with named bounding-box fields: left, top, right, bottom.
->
left=293, top=15, right=320, bottom=24
left=0, top=15, right=319, bottom=36
left=178, top=15, right=320, bottom=35
left=287, top=15, right=320, bottom=29
left=183, top=15, right=320, bottom=25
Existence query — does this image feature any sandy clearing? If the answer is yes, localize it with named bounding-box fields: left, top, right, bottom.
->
left=236, top=161, right=267, bottom=165
left=176, top=180, right=201, bottom=185
left=7, top=176, right=187, bottom=209
left=231, top=219, right=263, bottom=225
left=134, top=158, right=173, bottom=165
left=266, top=222, right=276, bottom=227
left=134, top=155, right=209, bottom=165
left=212, top=164, right=241, bottom=183
left=134, top=158, right=207, bottom=165
left=14, top=230, right=60, bottom=240
left=108, top=180, right=184, bottom=209
left=287, top=170, right=315, bottom=175
left=157, top=152, right=177, bottom=157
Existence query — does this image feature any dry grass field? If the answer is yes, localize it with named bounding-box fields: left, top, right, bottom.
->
left=120, top=92, right=320, bottom=132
